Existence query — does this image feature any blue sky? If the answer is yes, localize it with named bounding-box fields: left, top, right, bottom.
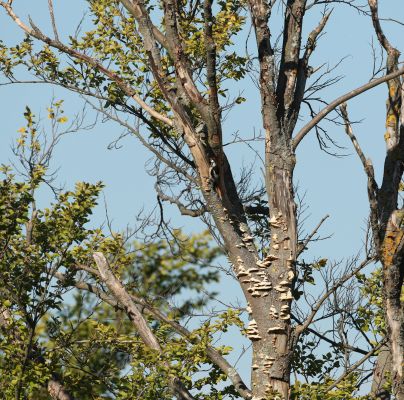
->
left=1, top=0, right=403, bottom=388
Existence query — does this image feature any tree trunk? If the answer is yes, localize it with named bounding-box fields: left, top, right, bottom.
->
left=380, top=213, right=404, bottom=399
left=375, top=48, right=404, bottom=399
left=249, top=143, right=297, bottom=399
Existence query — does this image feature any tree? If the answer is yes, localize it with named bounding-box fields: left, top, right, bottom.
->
left=0, top=105, right=228, bottom=399
left=0, top=0, right=403, bottom=399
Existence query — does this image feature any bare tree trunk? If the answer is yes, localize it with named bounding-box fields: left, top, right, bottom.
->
left=250, top=148, right=297, bottom=399
left=245, top=1, right=304, bottom=397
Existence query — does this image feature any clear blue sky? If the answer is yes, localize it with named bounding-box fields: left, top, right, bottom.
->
left=1, top=0, right=403, bottom=388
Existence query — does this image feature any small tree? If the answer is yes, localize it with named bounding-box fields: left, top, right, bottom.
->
left=0, top=0, right=403, bottom=399
left=0, top=106, right=229, bottom=399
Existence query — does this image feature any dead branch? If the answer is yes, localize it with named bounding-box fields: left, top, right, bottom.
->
left=293, top=66, right=404, bottom=149
left=297, top=214, right=329, bottom=257
left=368, top=0, right=396, bottom=54
left=47, top=0, right=59, bottom=42
left=340, top=103, right=380, bottom=245
left=93, top=252, right=196, bottom=400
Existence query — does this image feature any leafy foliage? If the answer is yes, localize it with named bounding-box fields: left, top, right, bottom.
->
left=0, top=106, right=246, bottom=399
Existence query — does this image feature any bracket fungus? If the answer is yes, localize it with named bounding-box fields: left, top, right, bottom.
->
left=246, top=319, right=261, bottom=340
left=269, top=306, right=278, bottom=319
left=267, top=326, right=285, bottom=334
left=280, top=289, right=293, bottom=301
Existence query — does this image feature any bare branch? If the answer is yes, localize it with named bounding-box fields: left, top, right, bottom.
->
left=340, top=103, right=380, bottom=243
left=93, top=253, right=162, bottom=349
left=295, top=257, right=375, bottom=339
left=93, top=252, right=196, bottom=400
left=293, top=66, right=404, bottom=149
left=303, top=11, right=332, bottom=65
left=297, top=214, right=329, bottom=257
left=47, top=0, right=59, bottom=42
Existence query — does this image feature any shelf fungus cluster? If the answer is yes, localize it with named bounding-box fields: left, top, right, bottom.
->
left=246, top=319, right=261, bottom=340
left=263, top=356, right=275, bottom=374
left=269, top=305, right=278, bottom=319
left=246, top=276, right=272, bottom=297
left=269, top=211, right=288, bottom=231
left=274, top=278, right=293, bottom=303
left=237, top=257, right=273, bottom=298
left=280, top=304, right=290, bottom=320
left=269, top=304, right=290, bottom=321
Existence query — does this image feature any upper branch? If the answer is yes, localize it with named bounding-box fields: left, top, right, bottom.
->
left=247, top=0, right=279, bottom=134
left=368, top=0, right=396, bottom=54
left=47, top=0, right=59, bottom=41
left=203, top=0, right=222, bottom=153
left=0, top=2, right=173, bottom=126
left=292, top=66, right=404, bottom=149
left=276, top=0, right=307, bottom=127
left=292, top=10, right=332, bottom=127
left=163, top=0, right=209, bottom=114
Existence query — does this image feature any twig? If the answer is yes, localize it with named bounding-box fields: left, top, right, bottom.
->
left=295, top=257, right=375, bottom=339
left=297, top=214, right=329, bottom=256
left=325, top=338, right=387, bottom=392
left=155, top=182, right=207, bottom=217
